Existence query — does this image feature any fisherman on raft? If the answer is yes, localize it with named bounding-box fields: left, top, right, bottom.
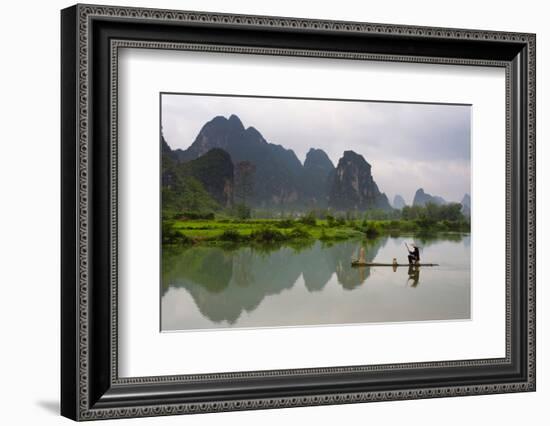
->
left=405, top=242, right=420, bottom=265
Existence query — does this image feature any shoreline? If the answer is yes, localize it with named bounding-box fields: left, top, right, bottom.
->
left=162, top=218, right=470, bottom=248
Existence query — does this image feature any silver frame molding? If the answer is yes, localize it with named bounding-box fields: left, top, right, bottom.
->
left=61, top=3, right=536, bottom=421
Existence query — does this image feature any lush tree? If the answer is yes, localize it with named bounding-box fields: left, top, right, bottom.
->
left=401, top=202, right=467, bottom=223
left=233, top=203, right=251, bottom=220
left=299, top=211, right=317, bottom=226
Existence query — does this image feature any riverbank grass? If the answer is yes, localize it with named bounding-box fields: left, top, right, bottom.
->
left=164, top=217, right=470, bottom=246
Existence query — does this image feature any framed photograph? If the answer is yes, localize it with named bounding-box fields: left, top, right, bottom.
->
left=61, top=4, right=536, bottom=421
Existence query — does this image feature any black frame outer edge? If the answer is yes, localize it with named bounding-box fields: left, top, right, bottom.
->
left=61, top=4, right=78, bottom=421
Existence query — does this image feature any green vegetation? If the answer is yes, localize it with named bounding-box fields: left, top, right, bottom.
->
left=299, top=211, right=317, bottom=226
left=162, top=176, right=218, bottom=220
left=161, top=150, right=470, bottom=248
left=164, top=217, right=362, bottom=247
left=402, top=202, right=465, bottom=222
left=161, top=220, right=192, bottom=245
left=230, top=203, right=251, bottom=220
left=161, top=144, right=232, bottom=219
left=162, top=204, right=470, bottom=248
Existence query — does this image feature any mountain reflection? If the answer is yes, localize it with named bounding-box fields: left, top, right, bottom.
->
left=162, top=234, right=470, bottom=329
left=162, top=238, right=386, bottom=323
left=334, top=237, right=387, bottom=290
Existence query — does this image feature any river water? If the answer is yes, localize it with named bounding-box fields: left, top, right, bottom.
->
left=161, top=234, right=470, bottom=331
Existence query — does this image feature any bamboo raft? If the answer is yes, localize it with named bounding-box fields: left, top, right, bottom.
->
left=351, top=261, right=439, bottom=267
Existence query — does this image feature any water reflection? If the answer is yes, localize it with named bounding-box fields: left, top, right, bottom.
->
left=162, top=234, right=471, bottom=330
left=407, top=265, right=420, bottom=287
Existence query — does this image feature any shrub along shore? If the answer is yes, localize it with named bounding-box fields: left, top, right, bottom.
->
left=162, top=214, right=470, bottom=247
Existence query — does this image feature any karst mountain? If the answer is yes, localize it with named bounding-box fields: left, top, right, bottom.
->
left=163, top=114, right=392, bottom=212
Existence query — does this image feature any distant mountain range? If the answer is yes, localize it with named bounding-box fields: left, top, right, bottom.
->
left=392, top=194, right=407, bottom=209
left=410, top=188, right=470, bottom=215
left=412, top=188, right=447, bottom=207
left=163, top=114, right=391, bottom=212
left=162, top=114, right=470, bottom=215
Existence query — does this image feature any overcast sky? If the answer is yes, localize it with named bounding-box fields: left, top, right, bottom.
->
left=161, top=93, right=471, bottom=204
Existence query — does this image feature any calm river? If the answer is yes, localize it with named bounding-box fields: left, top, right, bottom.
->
left=161, top=234, right=470, bottom=331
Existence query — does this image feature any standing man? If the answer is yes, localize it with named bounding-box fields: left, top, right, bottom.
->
left=405, top=243, right=420, bottom=265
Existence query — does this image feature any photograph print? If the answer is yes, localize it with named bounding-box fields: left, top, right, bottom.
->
left=160, top=93, right=471, bottom=331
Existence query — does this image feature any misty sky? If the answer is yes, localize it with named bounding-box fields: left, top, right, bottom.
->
left=161, top=93, right=471, bottom=204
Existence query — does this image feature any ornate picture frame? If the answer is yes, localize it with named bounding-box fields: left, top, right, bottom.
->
left=61, top=4, right=535, bottom=421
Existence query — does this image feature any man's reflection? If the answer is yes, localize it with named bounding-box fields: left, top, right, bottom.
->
left=407, top=265, right=420, bottom=287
